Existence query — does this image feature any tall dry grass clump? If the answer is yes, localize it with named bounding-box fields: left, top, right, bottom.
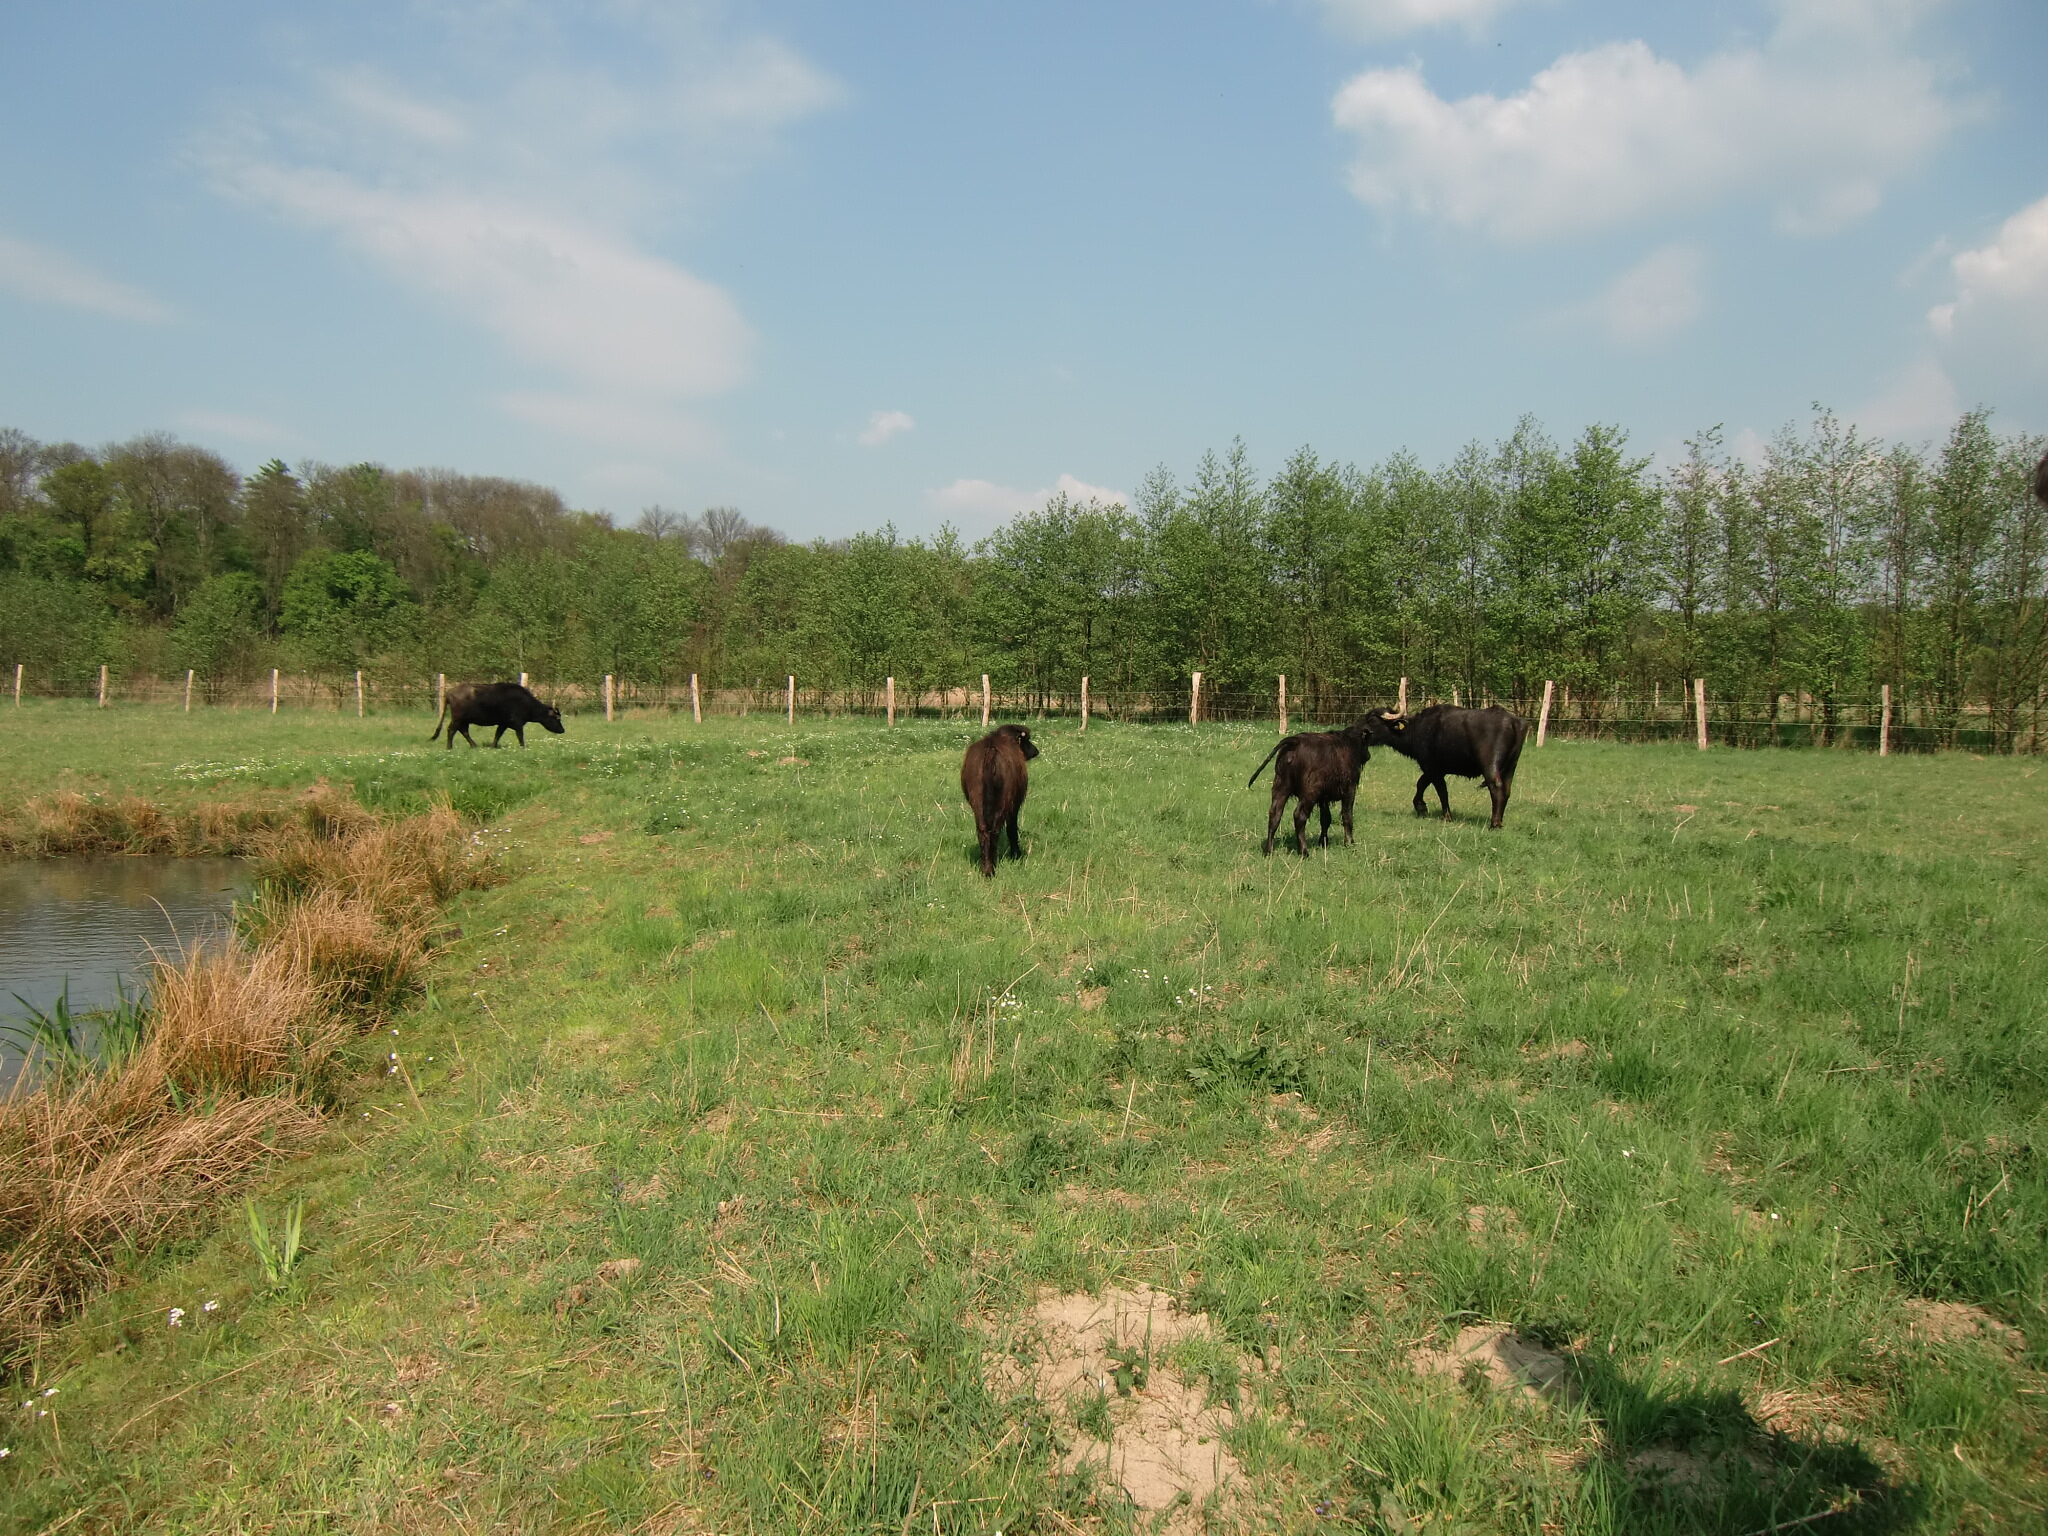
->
left=0, top=790, right=494, bottom=1363
left=0, top=791, right=294, bottom=858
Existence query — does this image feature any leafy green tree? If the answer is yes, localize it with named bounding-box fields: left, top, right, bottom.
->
left=241, top=460, right=312, bottom=617
left=1924, top=410, right=2002, bottom=741
left=171, top=572, right=266, bottom=692
left=0, top=572, right=117, bottom=688
left=279, top=549, right=418, bottom=672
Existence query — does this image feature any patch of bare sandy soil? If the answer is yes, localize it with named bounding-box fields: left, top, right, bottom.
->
left=987, top=1284, right=1242, bottom=1534
left=1901, top=1298, right=2027, bottom=1353
left=1409, top=1324, right=1576, bottom=1406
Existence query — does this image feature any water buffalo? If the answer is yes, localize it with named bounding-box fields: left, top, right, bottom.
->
left=430, top=681, right=566, bottom=749
left=1359, top=704, right=1527, bottom=828
left=2034, top=448, right=2047, bottom=507
left=1247, top=724, right=1373, bottom=855
left=961, top=724, right=1039, bottom=876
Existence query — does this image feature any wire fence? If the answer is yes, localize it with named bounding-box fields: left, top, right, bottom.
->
left=6, top=664, right=2040, bottom=754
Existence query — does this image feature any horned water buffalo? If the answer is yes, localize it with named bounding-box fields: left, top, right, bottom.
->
left=430, top=681, right=566, bottom=749
left=1247, top=723, right=1374, bottom=856
left=961, top=723, right=1038, bottom=877
left=1359, top=704, right=1528, bottom=829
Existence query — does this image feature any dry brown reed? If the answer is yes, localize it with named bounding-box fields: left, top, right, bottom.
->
left=0, top=789, right=493, bottom=1363
left=0, top=791, right=295, bottom=859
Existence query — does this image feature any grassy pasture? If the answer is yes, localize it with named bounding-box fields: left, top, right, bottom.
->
left=1, top=703, right=2043, bottom=1534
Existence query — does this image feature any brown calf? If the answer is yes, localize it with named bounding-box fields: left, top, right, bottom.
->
left=961, top=724, right=1040, bottom=876
left=1247, top=724, right=1373, bottom=855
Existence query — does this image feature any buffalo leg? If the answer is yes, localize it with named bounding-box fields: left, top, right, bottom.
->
left=1486, top=772, right=1510, bottom=829
left=514, top=724, right=528, bottom=747
left=1317, top=802, right=1333, bottom=847
left=1433, top=775, right=1452, bottom=818
left=976, top=815, right=997, bottom=877
left=1412, top=772, right=1431, bottom=816
left=456, top=724, right=478, bottom=749
left=1006, top=811, right=1023, bottom=860
left=490, top=724, right=508, bottom=747
left=1341, top=786, right=1356, bottom=845
left=1264, top=789, right=1289, bottom=855
left=1293, top=801, right=1312, bottom=856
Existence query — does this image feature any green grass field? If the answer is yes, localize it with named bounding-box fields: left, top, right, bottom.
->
left=2, top=703, right=2043, bottom=1534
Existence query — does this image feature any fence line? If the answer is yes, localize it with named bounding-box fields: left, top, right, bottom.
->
left=4, top=664, right=2038, bottom=752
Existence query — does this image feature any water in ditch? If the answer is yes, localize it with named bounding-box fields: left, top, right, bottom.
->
left=0, top=856, right=252, bottom=1093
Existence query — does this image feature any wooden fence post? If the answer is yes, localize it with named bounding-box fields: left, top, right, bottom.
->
left=1081, top=675, right=1090, bottom=732
left=1190, top=671, right=1202, bottom=726
left=98, top=664, right=108, bottom=708
left=270, top=668, right=280, bottom=714
left=1694, top=678, right=1708, bottom=750
left=12, top=662, right=21, bottom=707
left=786, top=675, right=795, bottom=725
left=1397, top=676, right=1408, bottom=714
left=1537, top=680, right=1554, bottom=746
left=981, top=674, right=990, bottom=728
left=355, top=668, right=364, bottom=718
left=604, top=674, right=615, bottom=722
left=886, top=676, right=895, bottom=727
left=1278, top=674, right=1287, bottom=735
left=185, top=669, right=195, bottom=712
left=1880, top=684, right=1892, bottom=757
left=436, top=673, right=446, bottom=720
left=691, top=673, right=702, bottom=724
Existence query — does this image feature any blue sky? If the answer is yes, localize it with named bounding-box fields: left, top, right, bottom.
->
left=2, top=0, right=2044, bottom=540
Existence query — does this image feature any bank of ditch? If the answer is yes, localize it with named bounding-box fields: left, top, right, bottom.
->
left=0, top=785, right=494, bottom=1362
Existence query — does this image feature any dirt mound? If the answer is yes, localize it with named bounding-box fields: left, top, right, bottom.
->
left=1409, top=1324, right=1574, bottom=1405
left=988, top=1284, right=1240, bottom=1533
left=1902, top=1299, right=2026, bottom=1353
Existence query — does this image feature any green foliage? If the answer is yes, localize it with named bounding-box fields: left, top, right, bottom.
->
left=243, top=1197, right=307, bottom=1288
left=279, top=548, right=418, bottom=671
left=2, top=410, right=2045, bottom=739
left=171, top=572, right=267, bottom=687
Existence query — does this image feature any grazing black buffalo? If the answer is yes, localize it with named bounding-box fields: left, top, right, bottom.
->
left=2034, top=448, right=2048, bottom=507
left=1358, top=704, right=1528, bottom=829
left=1247, top=724, right=1373, bottom=856
left=961, top=724, right=1039, bottom=877
left=430, top=681, right=566, bottom=749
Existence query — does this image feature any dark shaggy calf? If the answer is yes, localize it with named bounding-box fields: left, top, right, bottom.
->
left=961, top=724, right=1039, bottom=876
left=1246, top=724, right=1373, bottom=856
left=1358, top=704, right=1527, bottom=828
left=430, top=681, right=566, bottom=749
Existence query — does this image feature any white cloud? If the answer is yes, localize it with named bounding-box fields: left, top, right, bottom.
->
left=1332, top=0, right=1968, bottom=241
left=1859, top=193, right=2048, bottom=443
left=928, top=473, right=1128, bottom=524
left=195, top=10, right=840, bottom=458
left=1853, top=356, right=1962, bottom=441
left=0, top=233, right=174, bottom=323
left=859, top=409, right=916, bottom=447
left=1552, top=245, right=1706, bottom=346
left=1314, top=0, right=1535, bottom=38
left=214, top=166, right=752, bottom=399
left=1927, top=194, right=2048, bottom=355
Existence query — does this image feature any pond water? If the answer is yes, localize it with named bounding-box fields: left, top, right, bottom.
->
left=0, top=857, right=253, bottom=1093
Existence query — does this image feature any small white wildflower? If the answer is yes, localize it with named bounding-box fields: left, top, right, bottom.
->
left=1769, top=1212, right=1781, bottom=1222
left=0, top=1447, right=10, bottom=1458
left=167, top=1308, right=185, bottom=1327
left=1622, top=1149, right=1634, bottom=1159
left=40, top=1388, right=55, bottom=1397
left=202, top=1301, right=219, bottom=1313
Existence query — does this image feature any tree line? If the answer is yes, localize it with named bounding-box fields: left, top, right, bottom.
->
left=2, top=409, right=2043, bottom=743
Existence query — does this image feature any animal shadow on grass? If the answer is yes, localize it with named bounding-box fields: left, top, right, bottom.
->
left=1563, top=1350, right=1922, bottom=1535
